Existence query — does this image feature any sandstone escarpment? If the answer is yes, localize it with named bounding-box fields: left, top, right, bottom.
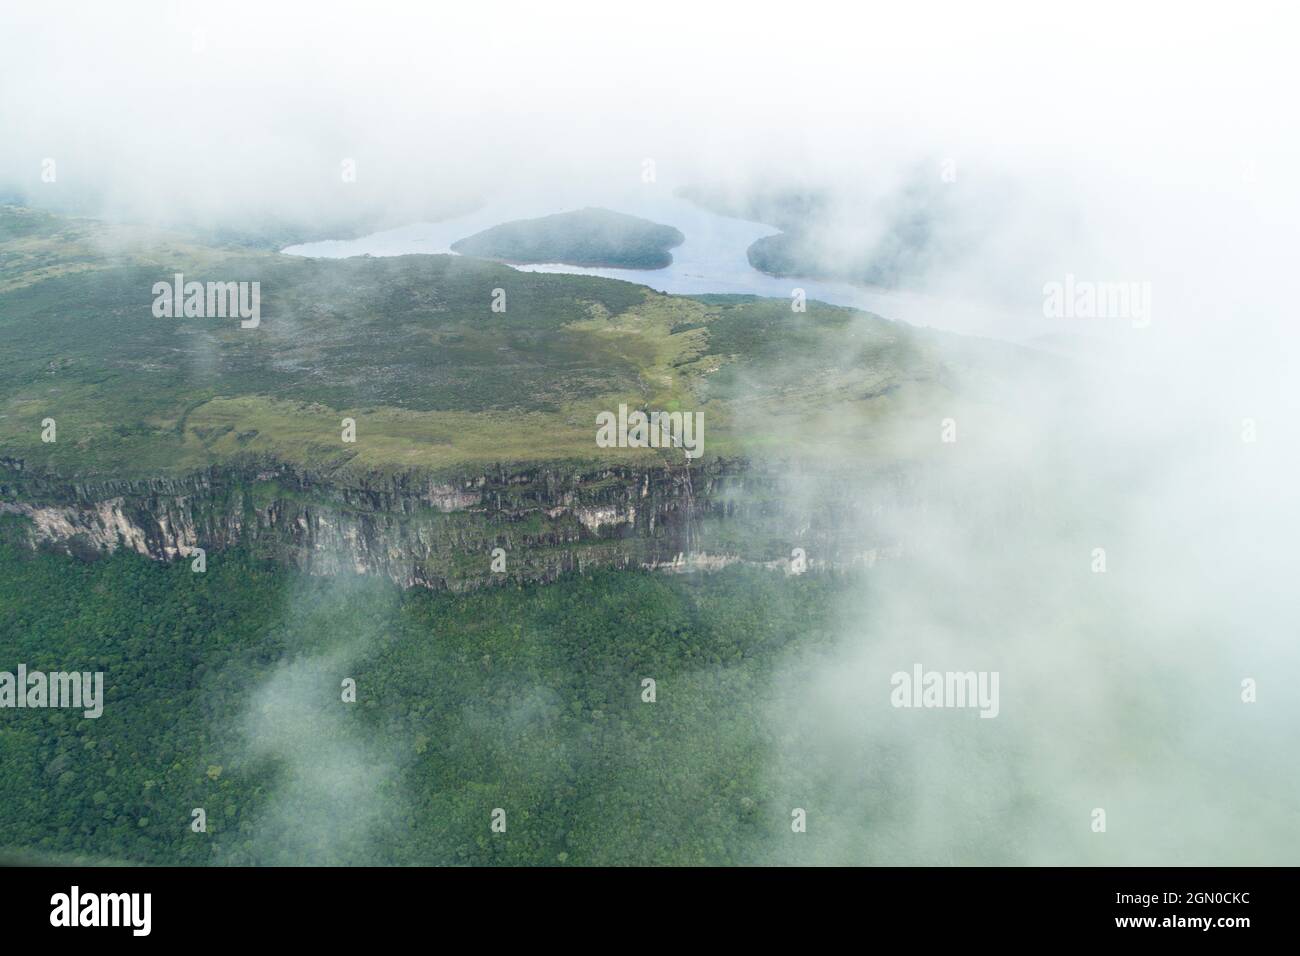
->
left=0, top=456, right=912, bottom=590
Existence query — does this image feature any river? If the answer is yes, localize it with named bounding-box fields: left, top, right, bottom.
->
left=282, top=190, right=1026, bottom=343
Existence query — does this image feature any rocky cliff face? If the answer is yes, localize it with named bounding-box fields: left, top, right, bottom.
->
left=0, top=455, right=910, bottom=590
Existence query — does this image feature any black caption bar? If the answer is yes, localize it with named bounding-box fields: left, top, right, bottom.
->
left=0, top=864, right=1282, bottom=943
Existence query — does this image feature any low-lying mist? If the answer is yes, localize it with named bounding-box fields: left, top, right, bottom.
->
left=745, top=350, right=1299, bottom=863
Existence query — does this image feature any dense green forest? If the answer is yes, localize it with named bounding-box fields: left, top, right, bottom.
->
left=0, top=536, right=875, bottom=865
left=450, top=207, right=685, bottom=269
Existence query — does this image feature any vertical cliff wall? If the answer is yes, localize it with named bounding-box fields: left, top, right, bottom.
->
left=0, top=456, right=912, bottom=589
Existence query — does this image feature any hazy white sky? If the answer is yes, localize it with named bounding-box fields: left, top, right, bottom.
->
left=3, top=1, right=1294, bottom=199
